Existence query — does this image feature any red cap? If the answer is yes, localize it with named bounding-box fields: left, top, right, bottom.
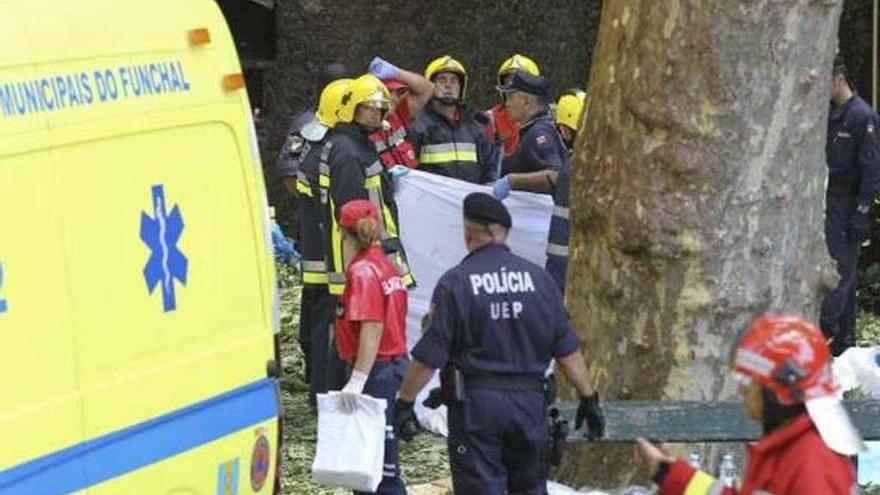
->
left=338, top=199, right=379, bottom=228
left=383, top=78, right=408, bottom=90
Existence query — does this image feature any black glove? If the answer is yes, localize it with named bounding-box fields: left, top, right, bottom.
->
left=393, top=399, right=420, bottom=442
left=849, top=209, right=872, bottom=241
left=575, top=392, right=605, bottom=440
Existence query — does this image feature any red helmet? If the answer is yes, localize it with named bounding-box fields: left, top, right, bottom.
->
left=731, top=315, right=836, bottom=405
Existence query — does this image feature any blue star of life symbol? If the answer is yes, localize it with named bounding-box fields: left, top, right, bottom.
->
left=140, top=184, right=188, bottom=312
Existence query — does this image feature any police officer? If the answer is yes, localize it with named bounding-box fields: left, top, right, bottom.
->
left=491, top=71, right=573, bottom=293
left=274, top=78, right=351, bottom=402
left=407, top=56, right=499, bottom=183
left=393, top=193, right=605, bottom=495
left=820, top=58, right=880, bottom=356
left=484, top=54, right=542, bottom=160
left=319, top=74, right=416, bottom=298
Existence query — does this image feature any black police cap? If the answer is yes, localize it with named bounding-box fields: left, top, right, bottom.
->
left=463, top=192, right=512, bottom=229
left=496, top=70, right=551, bottom=100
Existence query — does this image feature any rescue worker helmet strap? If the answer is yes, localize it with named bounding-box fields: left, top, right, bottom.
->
left=425, top=55, right=468, bottom=101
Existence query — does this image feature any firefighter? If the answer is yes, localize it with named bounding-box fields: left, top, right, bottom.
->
left=393, top=193, right=605, bottom=495
left=407, top=55, right=499, bottom=184
left=274, top=78, right=351, bottom=401
left=554, top=89, right=587, bottom=152
left=491, top=71, right=572, bottom=293
left=366, top=57, right=434, bottom=173
left=819, top=57, right=880, bottom=356
left=638, top=315, right=862, bottom=495
left=318, top=73, right=416, bottom=300
left=484, top=54, right=542, bottom=161
left=335, top=199, right=409, bottom=495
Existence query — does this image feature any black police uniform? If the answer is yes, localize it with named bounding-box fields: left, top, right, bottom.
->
left=820, top=94, right=880, bottom=355
left=274, top=119, right=347, bottom=400
left=408, top=105, right=499, bottom=184
left=411, top=210, right=581, bottom=493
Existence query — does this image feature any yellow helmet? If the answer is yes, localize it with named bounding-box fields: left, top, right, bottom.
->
left=497, top=54, right=540, bottom=85
left=316, top=78, right=352, bottom=127
left=555, top=89, right=587, bottom=132
left=337, top=74, right=392, bottom=124
left=424, top=55, right=467, bottom=100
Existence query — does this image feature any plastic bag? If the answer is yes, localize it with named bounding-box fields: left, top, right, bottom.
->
left=832, top=346, right=880, bottom=398
left=311, top=392, right=387, bottom=492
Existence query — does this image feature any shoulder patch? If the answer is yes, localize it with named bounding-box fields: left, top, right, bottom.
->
left=536, top=133, right=550, bottom=146
left=868, top=123, right=875, bottom=134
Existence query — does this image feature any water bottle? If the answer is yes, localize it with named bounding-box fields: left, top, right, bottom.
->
left=718, top=453, right=737, bottom=487
left=688, top=451, right=702, bottom=469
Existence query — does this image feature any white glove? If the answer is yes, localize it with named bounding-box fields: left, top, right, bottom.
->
left=339, top=370, right=369, bottom=414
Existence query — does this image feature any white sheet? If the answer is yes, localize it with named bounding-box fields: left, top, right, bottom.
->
left=394, top=170, right=554, bottom=431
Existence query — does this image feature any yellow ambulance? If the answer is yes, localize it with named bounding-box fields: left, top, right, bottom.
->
left=0, top=1, right=281, bottom=494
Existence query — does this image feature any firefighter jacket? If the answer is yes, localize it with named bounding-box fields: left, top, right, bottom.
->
left=408, top=105, right=499, bottom=184
left=657, top=414, right=856, bottom=495
left=318, top=123, right=416, bottom=295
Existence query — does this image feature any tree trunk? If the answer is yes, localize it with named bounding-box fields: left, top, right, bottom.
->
left=560, top=0, right=843, bottom=487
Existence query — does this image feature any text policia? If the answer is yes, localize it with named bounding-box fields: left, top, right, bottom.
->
left=0, top=59, right=192, bottom=118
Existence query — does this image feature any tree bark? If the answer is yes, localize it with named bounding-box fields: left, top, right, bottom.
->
left=560, top=0, right=843, bottom=487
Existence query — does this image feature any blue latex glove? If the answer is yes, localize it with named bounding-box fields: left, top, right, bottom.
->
left=492, top=176, right=512, bottom=200
left=388, top=165, right=410, bottom=181
left=271, top=221, right=301, bottom=265
left=369, top=56, right=400, bottom=80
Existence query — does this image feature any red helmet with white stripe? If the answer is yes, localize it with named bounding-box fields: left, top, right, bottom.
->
left=732, top=315, right=836, bottom=405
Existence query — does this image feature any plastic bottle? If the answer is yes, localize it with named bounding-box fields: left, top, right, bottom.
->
left=718, top=453, right=737, bottom=487
left=688, top=451, right=702, bottom=469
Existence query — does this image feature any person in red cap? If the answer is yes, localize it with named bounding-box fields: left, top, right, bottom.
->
left=334, top=199, right=409, bottom=495
left=367, top=57, right=434, bottom=175
left=637, top=315, right=863, bottom=495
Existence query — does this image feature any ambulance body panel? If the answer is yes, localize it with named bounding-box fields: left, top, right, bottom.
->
left=0, top=1, right=280, bottom=494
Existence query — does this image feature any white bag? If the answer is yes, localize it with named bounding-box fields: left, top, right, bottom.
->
left=832, top=346, right=880, bottom=398
left=311, top=392, right=387, bottom=492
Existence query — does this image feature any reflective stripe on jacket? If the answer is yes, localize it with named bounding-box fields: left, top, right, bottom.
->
left=408, top=105, right=499, bottom=184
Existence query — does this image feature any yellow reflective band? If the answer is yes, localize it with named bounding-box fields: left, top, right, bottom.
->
left=683, top=471, right=718, bottom=495
left=364, top=175, right=382, bottom=188
left=419, top=150, right=478, bottom=165
left=296, top=180, right=313, bottom=197
left=330, top=199, right=344, bottom=274
left=402, top=272, right=415, bottom=287
left=382, top=207, right=398, bottom=237
left=303, top=272, right=328, bottom=285
left=319, top=174, right=330, bottom=188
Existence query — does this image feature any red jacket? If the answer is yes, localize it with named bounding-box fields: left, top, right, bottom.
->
left=659, top=414, right=856, bottom=495
left=370, top=99, right=419, bottom=169
left=335, top=245, right=408, bottom=362
left=484, top=104, right=520, bottom=157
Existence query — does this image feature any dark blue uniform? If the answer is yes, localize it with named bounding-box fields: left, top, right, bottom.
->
left=504, top=110, right=572, bottom=293
left=820, top=95, right=880, bottom=354
left=504, top=110, right=567, bottom=176
left=412, top=243, right=580, bottom=494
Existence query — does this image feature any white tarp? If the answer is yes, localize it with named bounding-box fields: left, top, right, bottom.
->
left=395, top=170, right=554, bottom=431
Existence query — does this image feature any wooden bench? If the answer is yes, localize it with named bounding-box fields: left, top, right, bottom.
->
left=554, top=400, right=880, bottom=443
